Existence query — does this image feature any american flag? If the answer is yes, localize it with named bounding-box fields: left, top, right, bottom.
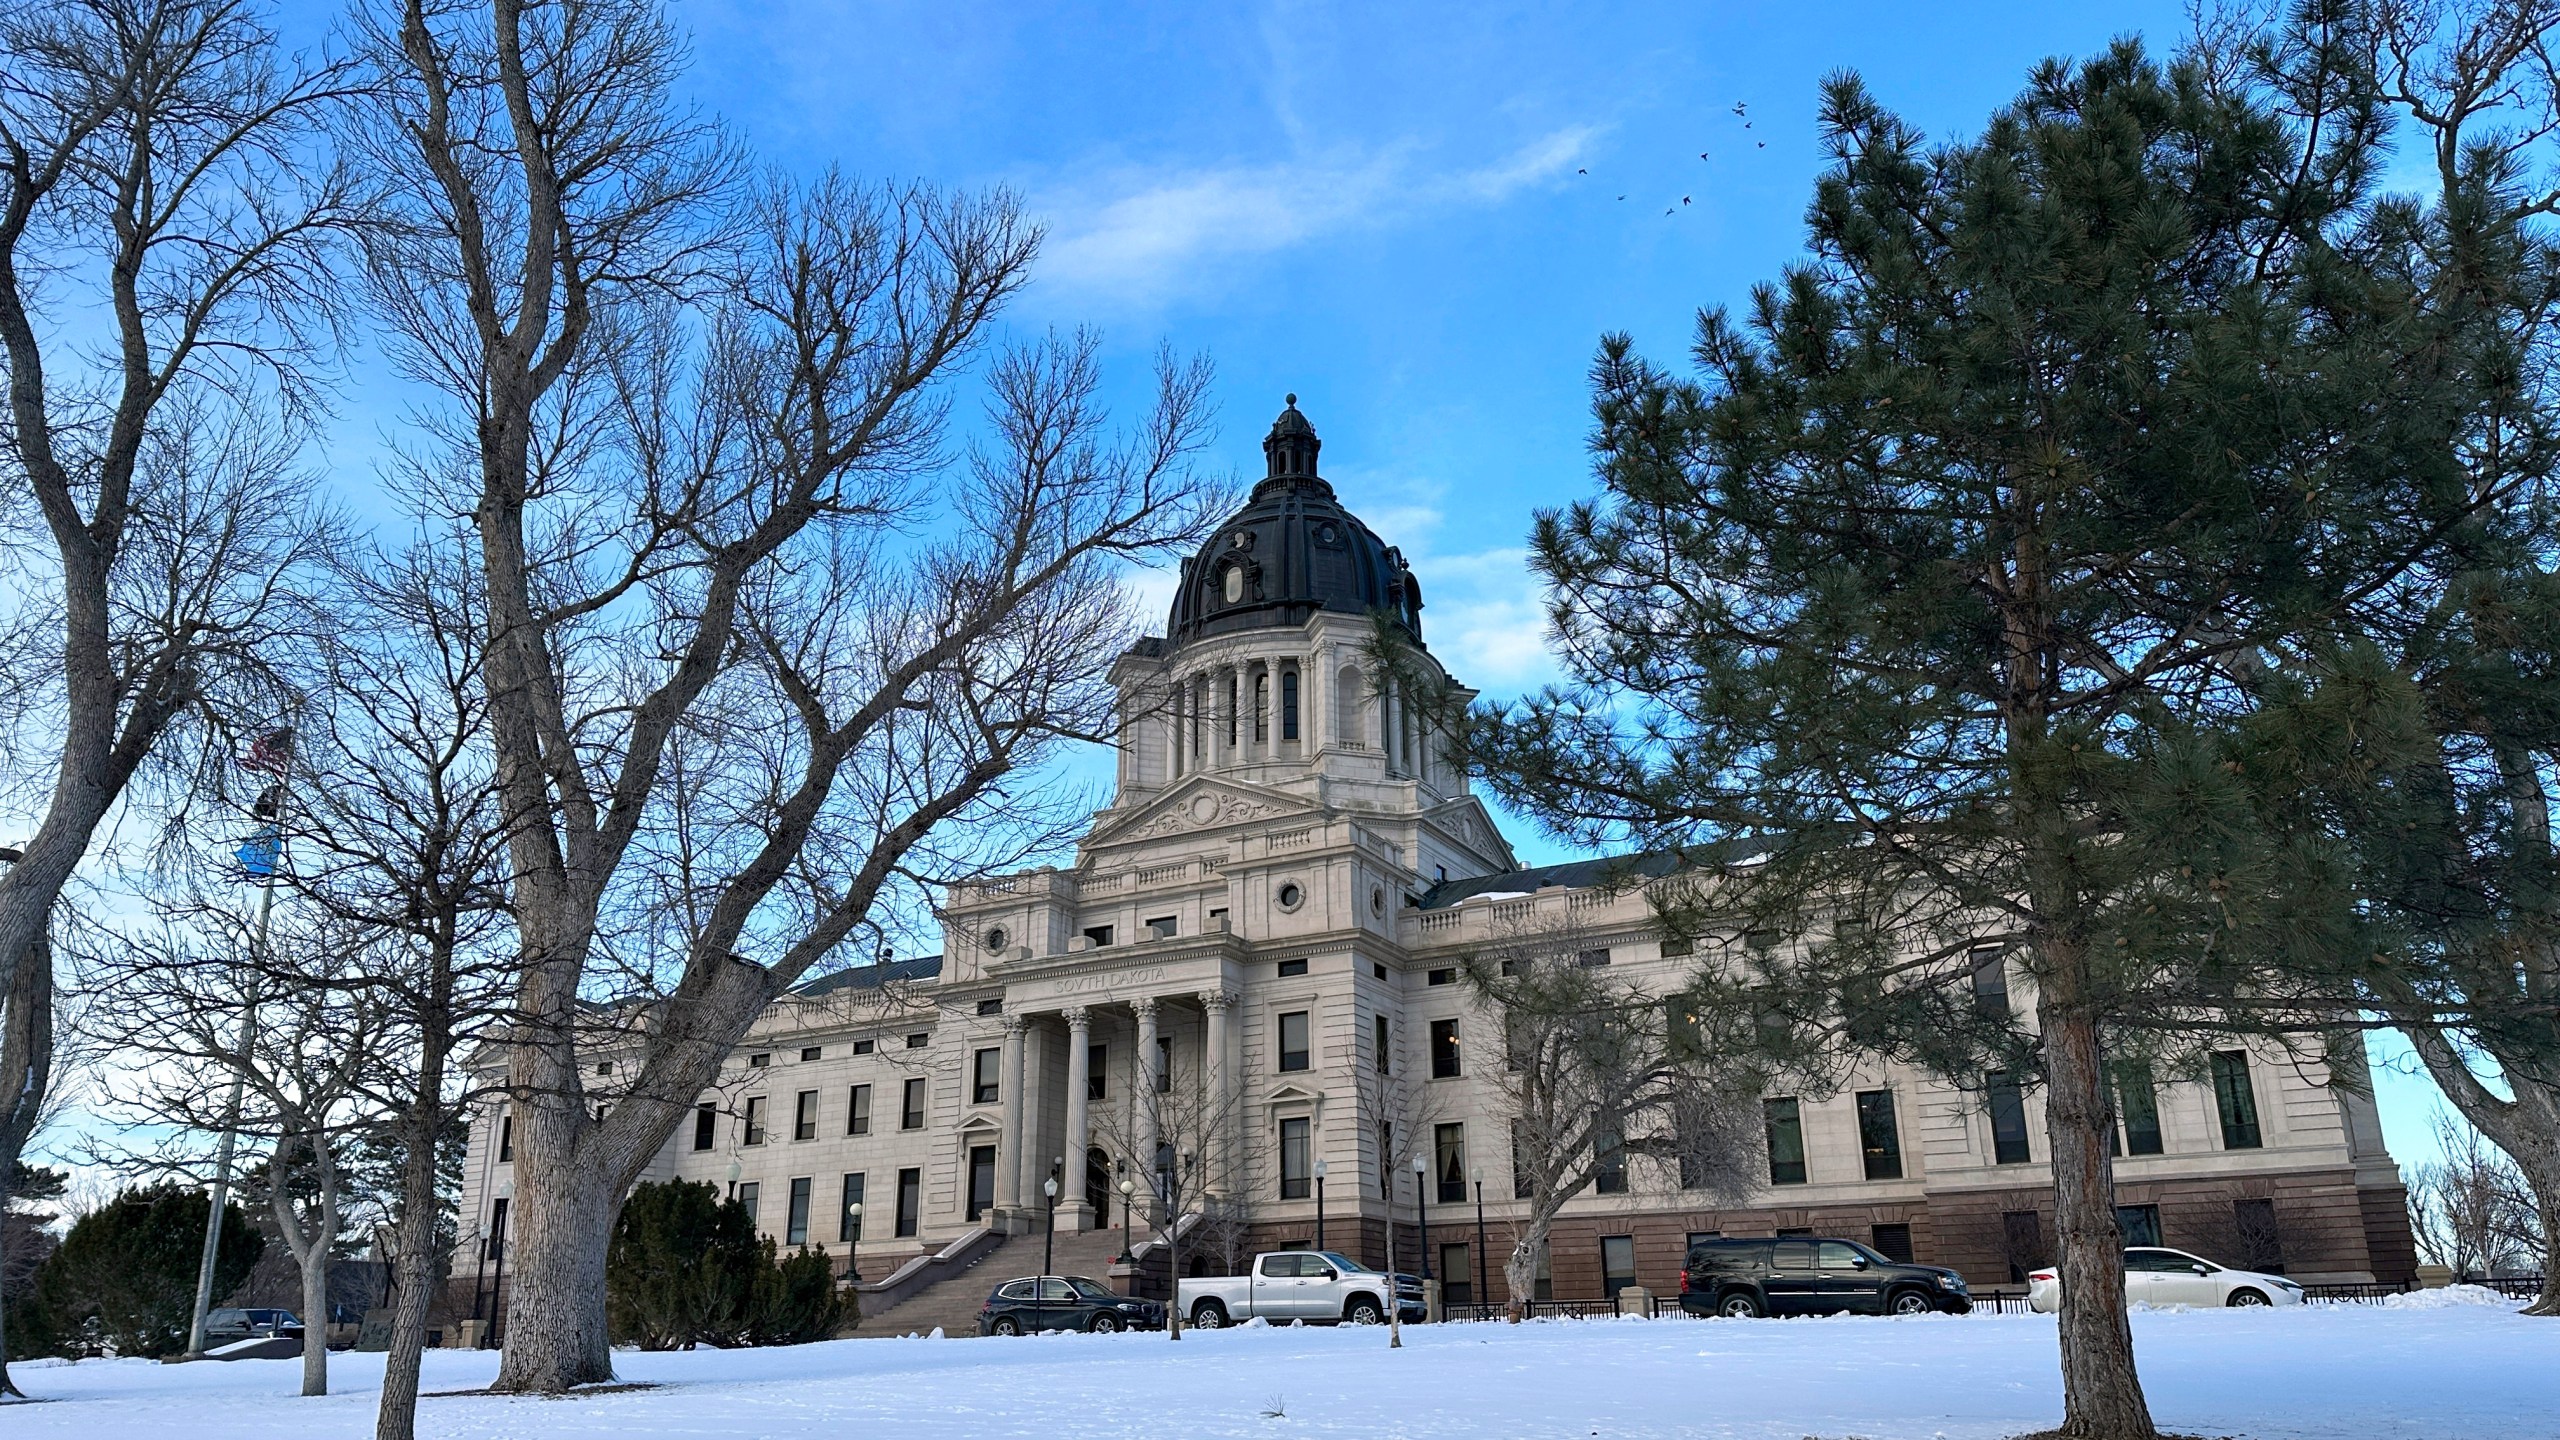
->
left=238, top=728, right=293, bottom=774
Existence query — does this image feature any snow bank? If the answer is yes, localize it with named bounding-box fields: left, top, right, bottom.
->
left=0, top=1301, right=2546, bottom=1439
left=2381, top=1283, right=2525, bottom=1310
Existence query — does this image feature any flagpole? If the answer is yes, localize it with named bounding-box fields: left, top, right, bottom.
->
left=187, top=734, right=291, bottom=1358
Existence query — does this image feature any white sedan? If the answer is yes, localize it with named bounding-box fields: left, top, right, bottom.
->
left=2027, top=1247, right=2306, bottom=1311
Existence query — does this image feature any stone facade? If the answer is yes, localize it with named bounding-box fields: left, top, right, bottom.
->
left=458, top=402, right=2417, bottom=1305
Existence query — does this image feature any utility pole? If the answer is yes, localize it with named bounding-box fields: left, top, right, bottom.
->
left=187, top=732, right=292, bottom=1357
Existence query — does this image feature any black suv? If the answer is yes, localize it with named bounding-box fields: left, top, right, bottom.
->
left=977, top=1274, right=1166, bottom=1335
left=1678, top=1237, right=1970, bottom=1318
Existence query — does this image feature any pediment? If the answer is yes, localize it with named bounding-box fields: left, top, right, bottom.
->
left=1084, top=775, right=1321, bottom=853
left=1261, top=1081, right=1324, bottom=1106
left=957, top=1111, right=1003, bottom=1133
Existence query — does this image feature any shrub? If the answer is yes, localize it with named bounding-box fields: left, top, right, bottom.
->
left=606, top=1181, right=852, bottom=1349
left=750, top=1241, right=847, bottom=1345
left=21, top=1183, right=263, bottom=1358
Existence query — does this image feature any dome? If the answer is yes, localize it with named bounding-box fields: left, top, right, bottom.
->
left=1167, top=397, right=1423, bottom=644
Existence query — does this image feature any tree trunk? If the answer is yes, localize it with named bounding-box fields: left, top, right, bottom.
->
left=2038, top=983, right=2156, bottom=1440
left=375, top=1106, right=444, bottom=1440
left=1503, top=1227, right=1541, bottom=1324
left=0, top=914, right=51, bottom=1399
left=299, top=1218, right=332, bottom=1397
left=490, top=1166, right=617, bottom=1392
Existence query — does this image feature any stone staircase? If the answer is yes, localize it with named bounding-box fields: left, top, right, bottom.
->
left=848, top=1227, right=1134, bottom=1339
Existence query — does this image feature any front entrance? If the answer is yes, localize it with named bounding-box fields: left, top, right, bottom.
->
left=967, top=1145, right=996, bottom=1221
left=1085, top=1145, right=1113, bottom=1221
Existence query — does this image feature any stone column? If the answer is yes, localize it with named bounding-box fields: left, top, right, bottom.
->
left=1132, top=997, right=1161, bottom=1213
left=1201, top=989, right=1235, bottom=1197
left=999, top=1015, right=1028, bottom=1221
left=1060, top=1006, right=1094, bottom=1231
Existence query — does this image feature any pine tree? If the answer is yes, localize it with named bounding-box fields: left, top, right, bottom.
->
left=1470, top=27, right=2499, bottom=1440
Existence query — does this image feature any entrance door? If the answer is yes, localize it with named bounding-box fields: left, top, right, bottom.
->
left=967, top=1145, right=996, bottom=1221
left=1085, top=1145, right=1113, bottom=1221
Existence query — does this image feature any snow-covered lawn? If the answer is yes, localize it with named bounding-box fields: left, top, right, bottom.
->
left=4, top=1296, right=2546, bottom=1439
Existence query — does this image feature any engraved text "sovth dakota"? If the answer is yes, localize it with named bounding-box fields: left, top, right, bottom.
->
left=1051, top=966, right=1167, bottom=996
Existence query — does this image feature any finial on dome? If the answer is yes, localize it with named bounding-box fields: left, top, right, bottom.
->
left=1285, top=392, right=1297, bottom=406
left=1263, top=393, right=1320, bottom=480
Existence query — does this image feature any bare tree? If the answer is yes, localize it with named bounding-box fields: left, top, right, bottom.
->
left=1349, top=1013, right=1442, bottom=1345
left=1461, top=921, right=1761, bottom=1322
left=1092, top=1053, right=1246, bottom=1340
left=2411, top=1115, right=2548, bottom=1281
left=347, top=0, right=1227, bottom=1390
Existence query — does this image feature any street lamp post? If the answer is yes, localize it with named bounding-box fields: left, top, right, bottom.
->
left=1042, top=1176, right=1059, bottom=1280
left=1411, top=1153, right=1430, bottom=1282
left=1471, top=1167, right=1488, bottom=1316
left=846, top=1201, right=864, bottom=1282
left=1117, top=1177, right=1137, bottom=1262
left=1313, top=1159, right=1327, bottom=1254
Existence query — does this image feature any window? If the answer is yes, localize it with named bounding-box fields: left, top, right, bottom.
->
left=1211, top=907, right=1230, bottom=927
left=2116, top=1203, right=2162, bottom=1248
left=1575, top=947, right=1612, bottom=968
left=1667, top=997, right=1708, bottom=1063
left=1511, top=1120, right=1533, bottom=1199
left=749, top=1052, right=771, bottom=1069
left=1429, top=1018, right=1461, bottom=1078
left=2001, top=1210, right=2047, bottom=1284
left=595, top=1060, right=613, bottom=1075
left=2210, top=1051, right=2263, bottom=1149
left=1155, top=1035, right=1172, bottom=1093
left=1277, top=1011, right=1310, bottom=1072
left=973, top=1047, right=1001, bottom=1105
left=1281, top=670, right=1299, bottom=740
left=1279, top=1117, right=1311, bottom=1199
left=1083, top=924, right=1115, bottom=948
left=742, top=1096, right=767, bottom=1147
left=1440, top=1243, right=1472, bottom=1304
left=904, top=1032, right=928, bottom=1049
left=1088, top=1044, right=1108, bottom=1100
left=1871, top=1223, right=1914, bottom=1263
left=1277, top=958, right=1308, bottom=977
left=1276, top=882, right=1303, bottom=909
left=1772, top=1238, right=1814, bottom=1271
left=1855, top=1089, right=1903, bottom=1181
left=838, top=1173, right=864, bottom=1243
left=1601, top=1235, right=1638, bottom=1298
left=1763, top=1097, right=1807, bottom=1185
left=976, top=998, right=1003, bottom=1016
left=1660, top=932, right=1695, bottom=958
left=1374, top=1014, right=1391, bottom=1073
left=496, top=1112, right=513, bottom=1162
left=895, top=1168, right=921, bottom=1238
left=799, top=1046, right=822, bottom=1062
left=2233, top=1197, right=2284, bottom=1273
left=693, top=1103, right=716, bottom=1151
left=901, top=1077, right=926, bottom=1130
left=1372, top=960, right=1386, bottom=979
left=1594, top=1122, right=1628, bottom=1194
left=852, top=1038, right=875, bottom=1056
left=2116, top=1063, right=2165, bottom=1156
left=847, top=1084, right=871, bottom=1136
left=1379, top=1121, right=1394, bottom=1197
left=1987, top=1072, right=2032, bottom=1164
left=786, top=1178, right=812, bottom=1245
left=793, top=1090, right=819, bottom=1142
left=1817, top=1240, right=1864, bottom=1272
left=1147, top=916, right=1178, bottom=940
left=737, top=1181, right=760, bottom=1226
left=1534, top=1239, right=1553, bottom=1301
left=1435, top=1123, right=1467, bottom=1203
left=1426, top=967, right=1454, bottom=986
left=1970, top=946, right=2010, bottom=1019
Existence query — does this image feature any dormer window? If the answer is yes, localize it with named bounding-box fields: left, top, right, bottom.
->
left=1223, top=565, right=1244, bottom=604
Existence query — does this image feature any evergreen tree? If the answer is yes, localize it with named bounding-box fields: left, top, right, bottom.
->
left=1469, top=24, right=2499, bottom=1439
left=20, top=1183, right=262, bottom=1359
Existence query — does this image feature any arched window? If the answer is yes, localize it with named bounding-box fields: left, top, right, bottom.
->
left=1336, top=664, right=1365, bottom=747
left=1253, top=672, right=1269, bottom=744
left=1280, top=669, right=1300, bottom=742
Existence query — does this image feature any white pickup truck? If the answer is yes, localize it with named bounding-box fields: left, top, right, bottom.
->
left=1178, top=1250, right=1427, bottom=1328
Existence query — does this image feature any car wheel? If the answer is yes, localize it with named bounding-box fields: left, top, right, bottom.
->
left=1190, top=1302, right=1228, bottom=1329
left=1717, top=1291, right=1764, bottom=1319
left=990, top=1316, right=1022, bottom=1336
left=2226, top=1287, right=2271, bottom=1307
left=1089, top=1313, right=1123, bottom=1334
left=1344, top=1296, right=1385, bottom=1326
left=1888, top=1289, right=1934, bottom=1317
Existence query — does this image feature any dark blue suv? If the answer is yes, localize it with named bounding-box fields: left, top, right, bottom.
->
left=1679, top=1237, right=1970, bottom=1317
left=977, top=1275, right=1166, bottom=1335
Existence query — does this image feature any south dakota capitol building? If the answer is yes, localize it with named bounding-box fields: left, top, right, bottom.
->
left=461, top=399, right=2417, bottom=1320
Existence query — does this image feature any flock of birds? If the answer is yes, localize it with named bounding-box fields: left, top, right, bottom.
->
left=1570, top=101, right=1766, bottom=215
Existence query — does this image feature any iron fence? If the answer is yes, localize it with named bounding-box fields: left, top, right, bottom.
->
left=1431, top=1275, right=2541, bottom=1324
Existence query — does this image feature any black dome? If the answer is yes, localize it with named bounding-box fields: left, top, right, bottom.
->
left=1168, top=397, right=1423, bottom=644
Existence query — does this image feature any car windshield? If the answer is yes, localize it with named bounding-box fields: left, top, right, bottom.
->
left=1067, top=1278, right=1117, bottom=1301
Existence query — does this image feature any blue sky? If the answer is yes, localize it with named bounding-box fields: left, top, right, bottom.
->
left=250, top=0, right=2468, bottom=1167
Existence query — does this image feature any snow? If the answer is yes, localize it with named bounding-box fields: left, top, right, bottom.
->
left=3, top=1301, right=2548, bottom=1439
left=2380, top=1283, right=2524, bottom=1310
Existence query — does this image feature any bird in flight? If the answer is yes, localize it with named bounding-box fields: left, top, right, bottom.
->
left=1577, top=167, right=1588, bottom=174
left=1732, top=101, right=1747, bottom=117
left=1682, top=196, right=1692, bottom=205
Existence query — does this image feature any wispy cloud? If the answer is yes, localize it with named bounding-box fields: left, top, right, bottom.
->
left=1035, top=125, right=1600, bottom=305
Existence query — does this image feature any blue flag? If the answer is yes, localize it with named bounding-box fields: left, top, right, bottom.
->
left=236, top=826, right=280, bottom=880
